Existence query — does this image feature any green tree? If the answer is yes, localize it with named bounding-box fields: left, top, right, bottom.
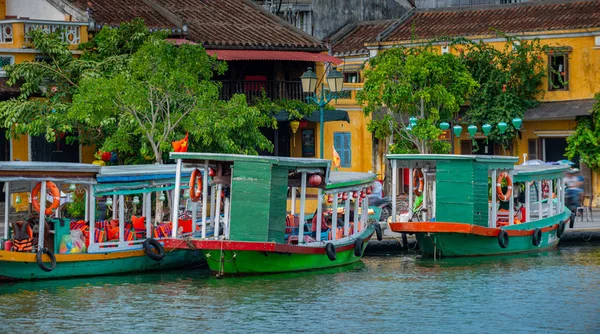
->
left=454, top=36, right=548, bottom=148
left=566, top=94, right=600, bottom=171
left=357, top=47, right=478, bottom=154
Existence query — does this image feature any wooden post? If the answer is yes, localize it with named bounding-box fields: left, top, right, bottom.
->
left=171, top=158, right=183, bottom=237
left=509, top=170, right=514, bottom=226
left=145, top=192, right=152, bottom=239
left=201, top=160, right=208, bottom=238
left=316, top=188, right=323, bottom=241
left=491, top=169, right=497, bottom=228
left=538, top=180, right=543, bottom=220
left=3, top=181, right=8, bottom=240
left=362, top=189, right=368, bottom=231
left=291, top=186, right=296, bottom=215
left=38, top=181, right=47, bottom=250
left=298, top=172, right=307, bottom=244
left=344, top=196, right=350, bottom=236
left=549, top=179, right=554, bottom=216
left=331, top=192, right=338, bottom=241
left=525, top=181, right=531, bottom=223
left=223, top=197, right=230, bottom=239
left=391, top=160, right=397, bottom=222
left=84, top=189, right=88, bottom=221
left=214, top=184, right=222, bottom=238
left=119, top=194, right=125, bottom=244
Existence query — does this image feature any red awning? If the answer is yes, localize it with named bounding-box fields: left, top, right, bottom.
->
left=205, top=49, right=342, bottom=64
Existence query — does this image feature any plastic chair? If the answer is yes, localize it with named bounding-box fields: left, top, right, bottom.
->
left=576, top=195, right=593, bottom=222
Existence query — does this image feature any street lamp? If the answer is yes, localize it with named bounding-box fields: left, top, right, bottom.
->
left=301, top=66, right=344, bottom=159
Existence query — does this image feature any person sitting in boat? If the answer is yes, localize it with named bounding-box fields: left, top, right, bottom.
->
left=312, top=202, right=331, bottom=237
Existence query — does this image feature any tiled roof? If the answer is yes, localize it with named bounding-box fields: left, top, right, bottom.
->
left=330, top=20, right=398, bottom=56
left=69, top=0, right=325, bottom=51
left=385, top=1, right=600, bottom=42
left=525, top=99, right=595, bottom=120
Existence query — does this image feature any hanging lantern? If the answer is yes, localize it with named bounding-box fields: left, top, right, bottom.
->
left=342, top=192, right=348, bottom=201
left=482, top=124, right=492, bottom=136
left=290, top=120, right=300, bottom=147
left=183, top=191, right=190, bottom=199
left=512, top=117, right=522, bottom=130
left=308, top=174, right=322, bottom=187
left=132, top=196, right=140, bottom=205
left=360, top=191, right=366, bottom=199
left=467, top=125, right=477, bottom=138
left=69, top=183, right=77, bottom=191
left=15, top=195, right=21, bottom=205
left=366, top=187, right=372, bottom=195
left=498, top=122, right=508, bottom=134
left=327, top=194, right=333, bottom=203
left=440, top=122, right=450, bottom=130
left=352, top=191, right=358, bottom=199
left=208, top=168, right=215, bottom=177
left=106, top=197, right=113, bottom=206
left=159, top=192, right=166, bottom=202
left=453, top=125, right=463, bottom=138
left=406, top=125, right=413, bottom=132
left=409, top=117, right=418, bottom=126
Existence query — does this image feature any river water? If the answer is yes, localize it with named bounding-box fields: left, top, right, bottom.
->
left=1, top=244, right=599, bottom=333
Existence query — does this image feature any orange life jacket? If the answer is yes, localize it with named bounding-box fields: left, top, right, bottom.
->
left=12, top=221, right=33, bottom=252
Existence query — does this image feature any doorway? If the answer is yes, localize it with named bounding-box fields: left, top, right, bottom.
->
left=30, top=134, right=80, bottom=162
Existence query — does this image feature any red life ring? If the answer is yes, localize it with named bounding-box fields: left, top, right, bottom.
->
left=496, top=172, right=513, bottom=202
left=31, top=181, right=60, bottom=216
left=189, top=169, right=203, bottom=202
left=413, top=168, right=424, bottom=196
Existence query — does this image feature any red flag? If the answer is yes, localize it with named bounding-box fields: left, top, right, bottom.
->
left=172, top=132, right=189, bottom=152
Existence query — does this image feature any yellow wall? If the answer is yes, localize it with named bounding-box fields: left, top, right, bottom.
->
left=11, top=135, right=27, bottom=161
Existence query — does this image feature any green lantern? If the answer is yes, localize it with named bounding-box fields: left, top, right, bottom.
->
left=498, top=122, right=508, bottom=134
left=512, top=117, right=522, bottom=130
left=467, top=125, right=477, bottom=138
left=69, top=183, right=77, bottom=191
left=409, top=117, right=417, bottom=126
left=159, top=192, right=166, bottom=202
left=15, top=195, right=21, bottom=205
left=406, top=125, right=413, bottom=131
left=482, top=124, right=492, bottom=136
left=453, top=125, right=463, bottom=138
left=440, top=122, right=450, bottom=130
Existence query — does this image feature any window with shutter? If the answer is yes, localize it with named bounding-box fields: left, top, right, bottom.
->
left=334, top=132, right=351, bottom=167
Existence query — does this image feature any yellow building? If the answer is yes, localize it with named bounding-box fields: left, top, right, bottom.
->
left=0, top=0, right=92, bottom=162
left=328, top=1, right=600, bottom=205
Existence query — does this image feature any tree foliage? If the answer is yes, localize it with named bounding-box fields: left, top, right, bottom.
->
left=358, top=47, right=478, bottom=153
left=453, top=36, right=548, bottom=145
left=566, top=94, right=600, bottom=171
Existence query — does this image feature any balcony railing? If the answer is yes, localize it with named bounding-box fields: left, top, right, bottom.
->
left=219, top=80, right=305, bottom=103
left=25, top=23, right=81, bottom=45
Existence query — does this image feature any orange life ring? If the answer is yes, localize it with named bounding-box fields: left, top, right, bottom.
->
left=32, top=181, right=60, bottom=216
left=496, top=172, right=513, bottom=202
left=413, top=168, right=424, bottom=196
left=189, top=168, right=203, bottom=202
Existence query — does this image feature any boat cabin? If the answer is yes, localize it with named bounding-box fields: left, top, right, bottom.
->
left=387, top=154, right=569, bottom=228
left=169, top=153, right=376, bottom=245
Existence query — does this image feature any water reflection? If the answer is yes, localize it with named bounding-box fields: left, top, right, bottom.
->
left=0, top=245, right=599, bottom=333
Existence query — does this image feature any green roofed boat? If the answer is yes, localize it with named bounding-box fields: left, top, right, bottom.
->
left=386, top=154, right=573, bottom=258
left=0, top=163, right=203, bottom=281
left=163, top=153, right=379, bottom=276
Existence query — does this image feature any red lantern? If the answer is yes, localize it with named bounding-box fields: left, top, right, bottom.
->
left=308, top=174, right=322, bottom=187
left=360, top=191, right=366, bottom=199
left=101, top=151, right=111, bottom=162
left=342, top=192, right=348, bottom=201
left=208, top=168, right=215, bottom=177
left=366, top=187, right=372, bottom=195
left=352, top=191, right=358, bottom=199
left=299, top=120, right=308, bottom=129
left=327, top=194, right=333, bottom=203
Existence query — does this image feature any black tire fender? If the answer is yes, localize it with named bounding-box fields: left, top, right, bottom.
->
left=36, top=247, right=56, bottom=272
left=143, top=238, right=165, bottom=261
left=532, top=228, right=542, bottom=247
left=354, top=238, right=364, bottom=257
left=569, top=213, right=575, bottom=229
left=557, top=221, right=566, bottom=238
left=325, top=243, right=336, bottom=261
left=498, top=229, right=509, bottom=249
left=373, top=223, right=383, bottom=241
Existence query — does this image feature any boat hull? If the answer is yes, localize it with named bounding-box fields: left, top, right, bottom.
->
left=390, top=209, right=570, bottom=257
left=0, top=248, right=204, bottom=281
left=165, top=226, right=374, bottom=275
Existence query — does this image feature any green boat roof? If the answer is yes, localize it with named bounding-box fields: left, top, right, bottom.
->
left=171, top=152, right=330, bottom=169
left=95, top=165, right=195, bottom=196
left=325, top=172, right=377, bottom=191
left=386, top=154, right=518, bottom=163
left=0, top=161, right=100, bottom=183
left=513, top=165, right=570, bottom=182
